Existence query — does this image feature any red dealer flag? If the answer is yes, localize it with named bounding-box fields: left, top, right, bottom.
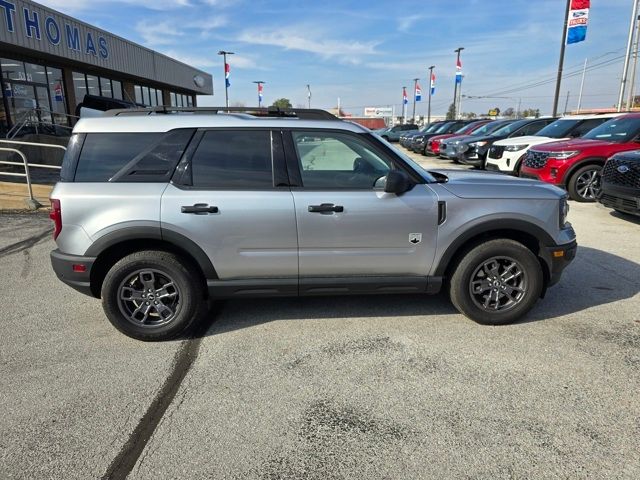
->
left=567, top=0, right=590, bottom=44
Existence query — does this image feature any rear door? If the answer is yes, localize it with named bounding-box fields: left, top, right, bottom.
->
left=161, top=129, right=298, bottom=280
left=285, top=129, right=439, bottom=281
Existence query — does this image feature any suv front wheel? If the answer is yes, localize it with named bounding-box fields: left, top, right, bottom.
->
left=567, top=164, right=602, bottom=202
left=449, top=239, right=543, bottom=325
left=101, top=250, right=207, bottom=341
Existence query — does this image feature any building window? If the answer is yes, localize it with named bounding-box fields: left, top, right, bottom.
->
left=86, top=75, right=99, bottom=96
left=134, top=85, right=143, bottom=104
left=46, top=67, right=67, bottom=126
left=99, top=77, right=112, bottom=97
left=112, top=80, right=123, bottom=100
left=171, top=92, right=177, bottom=107
left=72, top=72, right=86, bottom=103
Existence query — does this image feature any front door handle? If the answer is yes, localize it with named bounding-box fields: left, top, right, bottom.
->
left=181, top=203, right=219, bottom=214
left=308, top=203, right=344, bottom=213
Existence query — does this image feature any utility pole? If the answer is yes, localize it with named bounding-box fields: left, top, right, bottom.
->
left=517, top=97, right=522, bottom=118
left=576, top=58, right=588, bottom=113
left=253, top=81, right=265, bottom=108
left=627, top=13, right=640, bottom=110
left=552, top=0, right=571, bottom=117
left=563, top=91, right=570, bottom=115
left=618, top=0, right=639, bottom=111
left=427, top=65, right=435, bottom=124
left=452, top=47, right=464, bottom=119
left=412, top=78, right=419, bottom=122
left=306, top=84, right=311, bottom=108
left=217, top=50, right=234, bottom=109
left=456, top=75, right=464, bottom=119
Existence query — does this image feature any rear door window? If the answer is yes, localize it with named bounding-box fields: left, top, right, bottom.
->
left=189, top=130, right=274, bottom=189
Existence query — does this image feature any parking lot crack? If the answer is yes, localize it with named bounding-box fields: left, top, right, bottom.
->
left=100, top=313, right=216, bottom=480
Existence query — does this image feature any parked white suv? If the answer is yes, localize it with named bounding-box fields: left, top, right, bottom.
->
left=485, top=114, right=621, bottom=175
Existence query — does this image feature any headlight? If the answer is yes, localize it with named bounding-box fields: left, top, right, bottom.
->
left=470, top=141, right=488, bottom=147
left=505, top=144, right=528, bottom=152
left=548, top=150, right=579, bottom=159
left=414, top=136, right=424, bottom=141
left=559, top=196, right=569, bottom=227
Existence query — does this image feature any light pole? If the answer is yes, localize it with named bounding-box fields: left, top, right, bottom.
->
left=618, top=0, right=640, bottom=111
left=306, top=84, right=311, bottom=108
left=427, top=65, right=435, bottom=124
left=552, top=0, right=571, bottom=117
left=452, top=47, right=464, bottom=119
left=412, top=77, right=419, bottom=122
left=627, top=13, right=640, bottom=110
left=217, top=50, right=234, bottom=108
left=253, top=81, right=265, bottom=108
left=402, top=86, right=407, bottom=123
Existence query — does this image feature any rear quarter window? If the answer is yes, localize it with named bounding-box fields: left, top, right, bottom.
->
left=72, top=130, right=194, bottom=182
left=74, top=133, right=162, bottom=182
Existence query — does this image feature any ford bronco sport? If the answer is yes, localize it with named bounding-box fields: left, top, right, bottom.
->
left=50, top=107, right=577, bottom=341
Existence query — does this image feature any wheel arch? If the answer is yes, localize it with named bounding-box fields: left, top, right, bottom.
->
left=86, top=227, right=217, bottom=298
left=563, top=157, right=606, bottom=187
left=433, top=221, right=553, bottom=290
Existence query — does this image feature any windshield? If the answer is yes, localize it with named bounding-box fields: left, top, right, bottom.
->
left=535, top=119, right=581, bottom=138
left=470, top=121, right=510, bottom=136
left=420, top=123, right=440, bottom=133
left=491, top=119, right=530, bottom=137
left=371, top=133, right=436, bottom=182
left=583, top=117, right=640, bottom=143
left=434, top=122, right=454, bottom=134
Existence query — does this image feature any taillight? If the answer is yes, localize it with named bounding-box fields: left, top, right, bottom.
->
left=49, top=198, right=62, bottom=240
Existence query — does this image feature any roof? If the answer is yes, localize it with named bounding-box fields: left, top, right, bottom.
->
left=73, top=113, right=369, bottom=134
left=559, top=113, right=623, bottom=120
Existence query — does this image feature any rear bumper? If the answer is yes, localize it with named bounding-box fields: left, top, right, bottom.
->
left=50, top=249, right=97, bottom=297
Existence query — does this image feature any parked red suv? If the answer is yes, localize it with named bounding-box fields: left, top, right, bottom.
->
left=425, top=119, right=492, bottom=156
left=520, top=113, right=640, bottom=202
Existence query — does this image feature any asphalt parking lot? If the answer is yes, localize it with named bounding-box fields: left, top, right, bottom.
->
left=1, top=154, right=639, bottom=479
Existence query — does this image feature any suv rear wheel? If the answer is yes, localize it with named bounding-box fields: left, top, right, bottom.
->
left=101, top=250, right=207, bottom=341
left=449, top=239, right=543, bottom=325
left=567, top=164, right=602, bottom=202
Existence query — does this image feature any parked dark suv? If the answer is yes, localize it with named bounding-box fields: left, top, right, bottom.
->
left=598, top=150, right=640, bottom=216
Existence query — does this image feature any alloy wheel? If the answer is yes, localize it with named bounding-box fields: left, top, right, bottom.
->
left=575, top=168, right=601, bottom=200
left=469, top=256, right=528, bottom=312
left=117, top=269, right=181, bottom=327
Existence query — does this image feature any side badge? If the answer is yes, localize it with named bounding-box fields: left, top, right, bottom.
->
left=409, top=233, right=422, bottom=244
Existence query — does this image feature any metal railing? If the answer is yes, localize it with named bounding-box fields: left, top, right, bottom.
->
left=6, top=107, right=78, bottom=139
left=0, top=139, right=66, bottom=209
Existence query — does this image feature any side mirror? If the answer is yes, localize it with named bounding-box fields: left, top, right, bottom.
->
left=383, top=170, right=412, bottom=194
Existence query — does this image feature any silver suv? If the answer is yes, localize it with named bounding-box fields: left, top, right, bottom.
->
left=49, top=107, right=577, bottom=341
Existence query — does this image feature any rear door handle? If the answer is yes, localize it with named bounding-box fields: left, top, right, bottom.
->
left=308, top=203, right=344, bottom=213
left=181, top=203, right=219, bottom=214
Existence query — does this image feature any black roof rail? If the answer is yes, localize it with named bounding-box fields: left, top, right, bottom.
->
left=105, top=106, right=339, bottom=121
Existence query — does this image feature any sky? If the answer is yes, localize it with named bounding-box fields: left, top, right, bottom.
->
left=38, top=0, right=638, bottom=117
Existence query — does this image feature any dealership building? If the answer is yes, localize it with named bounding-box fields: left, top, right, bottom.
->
left=0, top=0, right=213, bottom=135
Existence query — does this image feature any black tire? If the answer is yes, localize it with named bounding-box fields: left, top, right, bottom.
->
left=101, top=250, right=207, bottom=341
left=567, top=164, right=602, bottom=202
left=449, top=239, right=543, bottom=325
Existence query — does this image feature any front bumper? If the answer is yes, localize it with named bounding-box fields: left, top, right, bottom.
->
left=540, top=239, right=577, bottom=287
left=598, top=182, right=640, bottom=216
left=50, top=249, right=97, bottom=297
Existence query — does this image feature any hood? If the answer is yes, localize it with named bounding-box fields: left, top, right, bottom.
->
left=460, top=134, right=505, bottom=145
left=430, top=133, right=455, bottom=142
left=430, top=169, right=565, bottom=200
left=530, top=138, right=625, bottom=152
left=442, top=134, right=475, bottom=145
left=493, top=135, right=563, bottom=146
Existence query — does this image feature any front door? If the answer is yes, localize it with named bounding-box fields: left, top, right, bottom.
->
left=161, top=129, right=298, bottom=280
left=287, top=130, right=439, bottom=278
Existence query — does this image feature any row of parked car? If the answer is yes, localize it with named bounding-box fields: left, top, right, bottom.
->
left=377, top=114, right=640, bottom=215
